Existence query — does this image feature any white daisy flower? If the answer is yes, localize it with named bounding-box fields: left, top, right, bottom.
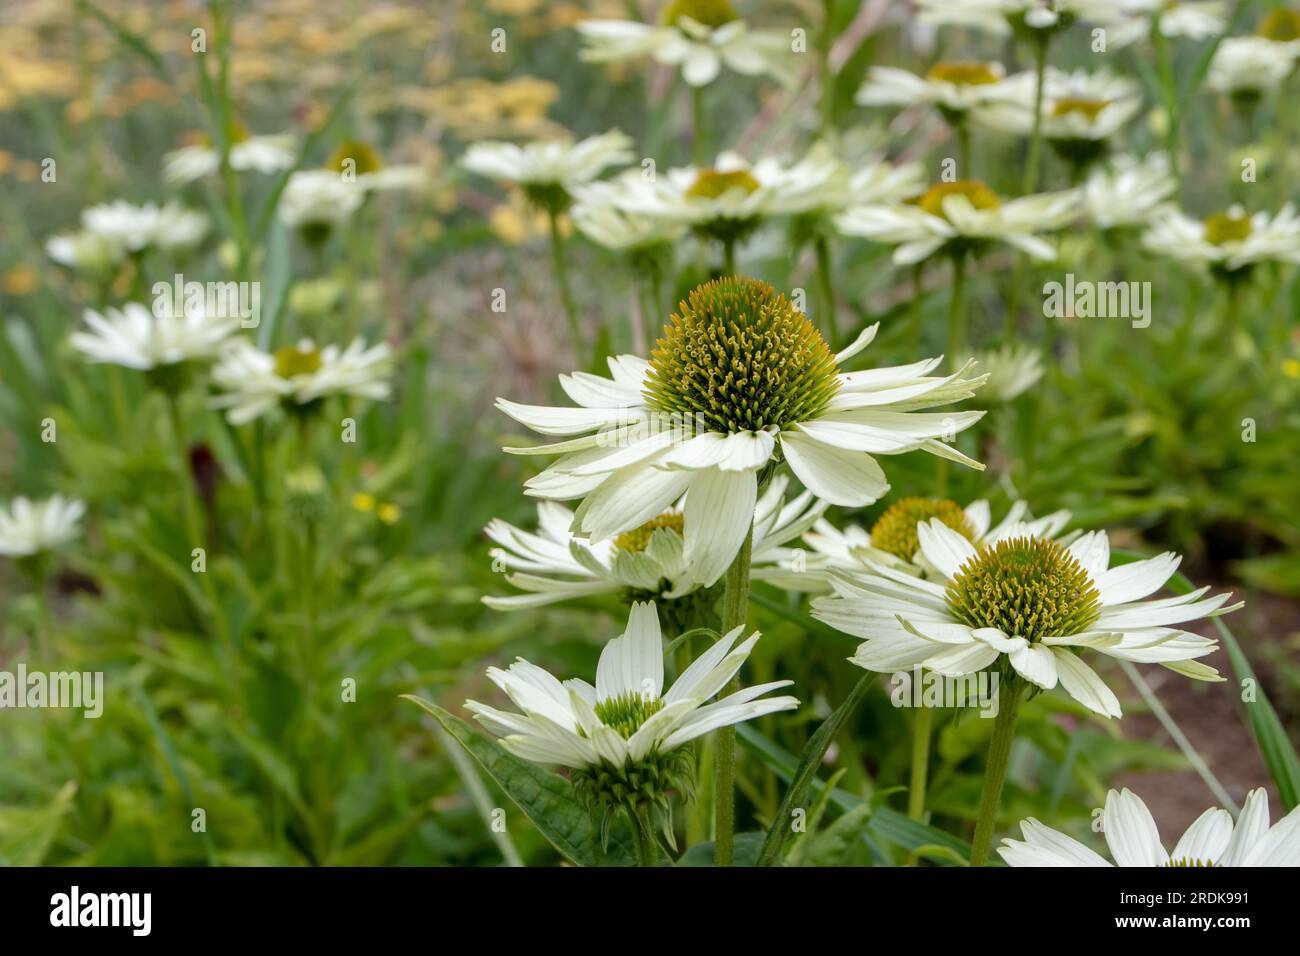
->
left=461, top=130, right=634, bottom=212
left=805, top=497, right=1071, bottom=577
left=1000, top=787, right=1300, bottom=866
left=45, top=229, right=125, bottom=275
left=0, top=495, right=86, bottom=557
left=1142, top=204, right=1300, bottom=276
left=278, top=170, right=366, bottom=232
left=1081, top=152, right=1177, bottom=230
left=571, top=180, right=690, bottom=252
left=837, top=179, right=1079, bottom=265
left=975, top=68, right=1143, bottom=168
left=497, top=275, right=987, bottom=588
left=1206, top=36, right=1299, bottom=96
left=465, top=600, right=798, bottom=842
left=322, top=139, right=430, bottom=194
left=484, top=475, right=826, bottom=611
left=856, top=62, right=1012, bottom=120
left=210, top=338, right=392, bottom=425
left=961, top=343, right=1046, bottom=401
left=82, top=200, right=209, bottom=255
left=575, top=0, right=797, bottom=88
left=1101, top=1, right=1228, bottom=47
left=69, top=301, right=240, bottom=373
left=813, top=521, right=1241, bottom=718
left=163, top=130, right=296, bottom=185
left=915, top=0, right=1106, bottom=36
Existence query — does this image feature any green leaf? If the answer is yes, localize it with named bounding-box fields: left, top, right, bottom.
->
left=800, top=802, right=874, bottom=867
left=0, top=781, right=77, bottom=866
left=676, top=832, right=764, bottom=867
left=403, top=696, right=636, bottom=866
left=755, top=670, right=873, bottom=866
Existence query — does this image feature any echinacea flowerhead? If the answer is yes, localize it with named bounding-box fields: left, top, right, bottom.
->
left=946, top=537, right=1102, bottom=641
left=685, top=168, right=761, bottom=199
left=662, top=0, right=738, bottom=29
left=328, top=138, right=383, bottom=176
left=925, top=62, right=1003, bottom=86
left=870, top=497, right=974, bottom=561
left=1203, top=211, right=1253, bottom=246
left=613, top=511, right=686, bottom=553
left=1258, top=7, right=1300, bottom=42
left=643, top=276, right=840, bottom=433
left=916, top=180, right=1002, bottom=219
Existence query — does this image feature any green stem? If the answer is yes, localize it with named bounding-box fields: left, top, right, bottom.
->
left=957, top=119, right=971, bottom=178
left=723, top=237, right=737, bottom=276
left=1153, top=23, right=1182, bottom=199
left=817, top=0, right=836, bottom=138
left=547, top=208, right=582, bottom=357
left=969, top=676, right=1023, bottom=866
left=814, top=234, right=838, bottom=346
left=946, top=253, right=967, bottom=370
left=1022, top=36, right=1048, bottom=195
left=691, top=84, right=707, bottom=165
left=630, top=813, right=658, bottom=867
left=907, top=701, right=933, bottom=821
left=713, top=522, right=754, bottom=867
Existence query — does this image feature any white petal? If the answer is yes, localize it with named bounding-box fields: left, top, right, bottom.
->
left=1104, top=789, right=1170, bottom=867
left=779, top=431, right=889, bottom=506
left=684, top=468, right=758, bottom=588
left=1053, top=650, right=1122, bottom=718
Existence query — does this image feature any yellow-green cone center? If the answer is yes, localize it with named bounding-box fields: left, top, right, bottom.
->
left=662, top=0, right=738, bottom=29
left=643, top=276, right=840, bottom=433
left=593, top=691, right=664, bottom=739
left=1164, top=857, right=1218, bottom=867
left=1051, top=97, right=1112, bottom=120
left=614, top=512, right=685, bottom=553
left=915, top=180, right=1001, bottom=220
left=1203, top=212, right=1253, bottom=245
left=1258, top=8, right=1300, bottom=42
left=871, top=498, right=974, bottom=561
left=328, top=139, right=383, bottom=176
left=926, top=62, right=1001, bottom=86
left=946, top=537, right=1102, bottom=641
left=686, top=168, right=761, bottom=200
left=274, top=345, right=324, bottom=378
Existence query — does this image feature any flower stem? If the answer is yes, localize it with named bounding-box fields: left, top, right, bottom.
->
left=817, top=0, right=836, bottom=138
left=630, top=812, right=658, bottom=867
left=969, top=676, right=1023, bottom=866
left=907, top=701, right=933, bottom=821
left=814, top=234, right=839, bottom=346
left=546, top=208, right=582, bottom=358
left=1153, top=23, right=1182, bottom=200
left=713, top=521, right=754, bottom=867
left=956, top=119, right=971, bottom=178
left=691, top=84, right=707, bottom=165
left=723, top=237, right=737, bottom=276
left=946, top=253, right=967, bottom=370
left=1022, top=36, right=1049, bottom=195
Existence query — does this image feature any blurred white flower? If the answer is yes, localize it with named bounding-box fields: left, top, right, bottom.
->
left=1206, top=36, right=1299, bottom=95
left=576, top=0, right=796, bottom=88
left=462, top=130, right=634, bottom=209
left=211, top=338, right=392, bottom=425
left=962, top=343, right=1046, bottom=401
left=483, top=475, right=826, bottom=609
left=857, top=62, right=1012, bottom=118
left=278, top=170, right=366, bottom=230
left=82, top=200, right=209, bottom=254
left=1000, top=787, right=1300, bottom=866
left=163, top=132, right=296, bottom=184
left=915, top=0, right=1106, bottom=35
left=837, top=179, right=1079, bottom=265
left=1081, top=152, right=1177, bottom=229
left=0, top=495, right=85, bottom=557
left=1142, top=204, right=1300, bottom=274
left=1101, top=1, right=1227, bottom=46
left=70, top=301, right=240, bottom=371
left=975, top=68, right=1143, bottom=154
left=45, top=229, right=125, bottom=275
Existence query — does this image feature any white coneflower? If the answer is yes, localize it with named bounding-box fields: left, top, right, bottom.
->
left=1101, top=0, right=1228, bottom=46
left=813, top=521, right=1240, bottom=718
left=857, top=62, right=1012, bottom=122
left=464, top=601, right=798, bottom=856
left=1081, top=152, right=1177, bottom=230
left=575, top=0, right=797, bottom=88
left=163, top=127, right=296, bottom=184
left=837, top=179, right=1079, bottom=265
left=69, top=301, right=240, bottom=392
left=498, top=275, right=986, bottom=588
left=483, top=475, right=825, bottom=612
left=45, top=229, right=125, bottom=276
left=210, top=338, right=392, bottom=425
left=81, top=200, right=209, bottom=255
left=278, top=170, right=366, bottom=240
left=805, top=496, right=1070, bottom=577
left=961, top=343, right=1046, bottom=401
left=1142, top=204, right=1300, bottom=279
left=975, top=68, right=1143, bottom=172
left=1000, top=787, right=1300, bottom=866
left=461, top=130, right=634, bottom=213
left=322, top=138, right=430, bottom=194
left=915, top=0, right=1100, bottom=36
left=0, top=495, right=85, bottom=557
left=1206, top=36, right=1299, bottom=97
left=571, top=180, right=690, bottom=252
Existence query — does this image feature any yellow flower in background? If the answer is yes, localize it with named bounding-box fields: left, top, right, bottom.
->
left=1282, top=359, right=1300, bottom=379
left=352, top=493, right=377, bottom=513
left=2, top=265, right=39, bottom=295
left=377, top=503, right=402, bottom=525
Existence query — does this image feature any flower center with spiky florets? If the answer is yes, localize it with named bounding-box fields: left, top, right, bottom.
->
left=686, top=168, right=761, bottom=200
left=614, top=512, right=685, bottom=553
left=643, top=276, right=840, bottom=434
left=915, top=180, right=1001, bottom=220
left=1051, top=97, right=1112, bottom=121
left=1164, top=857, right=1217, bottom=868
left=945, top=537, right=1102, bottom=641
left=926, top=62, right=1002, bottom=86
left=327, top=139, right=383, bottom=176
left=1203, top=212, right=1253, bottom=245
left=593, top=691, right=664, bottom=739
left=274, top=344, right=323, bottom=379
left=871, top=498, right=974, bottom=561
left=1258, top=8, right=1300, bottom=42
left=662, top=0, right=738, bottom=29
